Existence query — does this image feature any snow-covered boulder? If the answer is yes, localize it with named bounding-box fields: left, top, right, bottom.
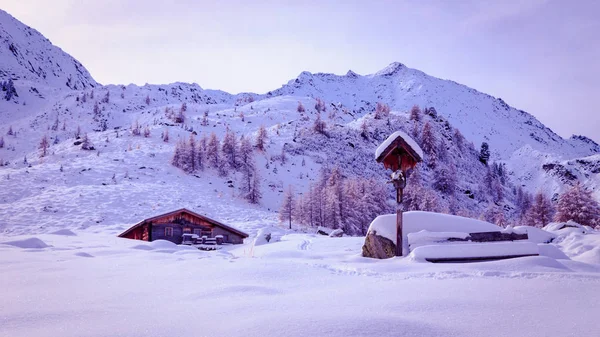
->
left=254, top=227, right=273, bottom=246
left=329, top=229, right=344, bottom=237
left=544, top=221, right=594, bottom=234
left=366, top=211, right=501, bottom=256
left=362, top=232, right=396, bottom=259
left=317, top=226, right=333, bottom=236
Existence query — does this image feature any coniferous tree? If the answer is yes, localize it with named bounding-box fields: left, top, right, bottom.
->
left=0, top=136, right=4, bottom=149
left=374, top=102, right=390, bottom=120
left=360, top=119, right=369, bottom=139
left=187, top=134, right=196, bottom=172
left=221, top=128, right=238, bottom=170
left=39, top=135, right=49, bottom=158
left=3, top=79, right=17, bottom=100
left=313, top=112, right=326, bottom=135
left=93, top=101, right=100, bottom=117
left=256, top=125, right=268, bottom=151
left=207, top=132, right=220, bottom=170
left=131, top=120, right=141, bottom=136
left=479, top=142, right=490, bottom=165
left=249, top=167, right=262, bottom=203
left=280, top=186, right=294, bottom=229
left=421, top=121, right=437, bottom=168
left=81, top=133, right=94, bottom=150
left=162, top=129, right=169, bottom=142
left=102, top=90, right=110, bottom=103
left=172, top=139, right=188, bottom=171
left=433, top=165, right=457, bottom=195
left=524, top=192, right=555, bottom=228
left=201, top=110, right=209, bottom=126
left=280, top=145, right=287, bottom=165
left=238, top=135, right=253, bottom=170
left=554, top=183, right=600, bottom=228
left=51, top=115, right=60, bottom=131
left=297, top=101, right=305, bottom=113
left=324, top=167, right=344, bottom=229
left=7, top=126, right=13, bottom=136
left=453, top=129, right=464, bottom=152
left=314, top=98, right=326, bottom=112
left=409, top=105, right=421, bottom=122
left=240, top=148, right=260, bottom=204
left=197, top=134, right=207, bottom=171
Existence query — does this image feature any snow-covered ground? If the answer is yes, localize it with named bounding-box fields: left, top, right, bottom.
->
left=2, top=229, right=599, bottom=337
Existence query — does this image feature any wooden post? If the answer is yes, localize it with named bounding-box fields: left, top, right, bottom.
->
left=396, top=190, right=403, bottom=256
left=395, top=156, right=404, bottom=257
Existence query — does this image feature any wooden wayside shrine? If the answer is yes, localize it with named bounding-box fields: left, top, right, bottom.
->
left=375, top=131, right=423, bottom=257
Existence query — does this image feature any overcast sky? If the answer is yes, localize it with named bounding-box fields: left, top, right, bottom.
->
left=2, top=0, right=599, bottom=142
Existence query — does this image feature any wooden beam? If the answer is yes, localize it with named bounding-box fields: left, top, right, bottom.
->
left=426, top=254, right=539, bottom=263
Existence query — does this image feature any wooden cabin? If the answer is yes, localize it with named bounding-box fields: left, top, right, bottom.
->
left=118, top=208, right=248, bottom=245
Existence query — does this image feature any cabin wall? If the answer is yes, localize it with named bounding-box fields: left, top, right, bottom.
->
left=212, top=227, right=245, bottom=244
left=120, top=225, right=147, bottom=241
left=152, top=223, right=184, bottom=244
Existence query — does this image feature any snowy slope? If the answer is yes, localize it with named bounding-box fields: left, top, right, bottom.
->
left=1, top=10, right=599, bottom=236
left=0, top=9, right=97, bottom=91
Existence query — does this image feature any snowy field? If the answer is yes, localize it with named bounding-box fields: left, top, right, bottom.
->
left=2, top=228, right=600, bottom=337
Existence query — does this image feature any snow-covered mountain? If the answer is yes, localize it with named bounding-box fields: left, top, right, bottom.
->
left=269, top=62, right=598, bottom=159
left=0, top=9, right=97, bottom=91
left=0, top=10, right=598, bottom=235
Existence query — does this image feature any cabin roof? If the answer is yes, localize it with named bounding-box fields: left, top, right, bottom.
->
left=118, top=208, right=249, bottom=239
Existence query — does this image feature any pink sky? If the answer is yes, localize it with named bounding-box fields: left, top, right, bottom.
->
left=2, top=0, right=599, bottom=142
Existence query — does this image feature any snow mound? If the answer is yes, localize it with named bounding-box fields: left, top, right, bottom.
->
left=537, top=244, right=569, bottom=260
left=329, top=229, right=344, bottom=237
left=410, top=242, right=539, bottom=262
left=49, top=229, right=77, bottom=236
left=508, top=226, right=556, bottom=243
left=131, top=244, right=154, bottom=251
left=254, top=227, right=273, bottom=246
left=544, top=221, right=593, bottom=233
left=1, top=237, right=50, bottom=249
left=368, top=212, right=500, bottom=243
left=149, top=240, right=178, bottom=249
left=74, top=252, right=94, bottom=258
left=375, top=130, right=424, bottom=161
left=576, top=247, right=600, bottom=265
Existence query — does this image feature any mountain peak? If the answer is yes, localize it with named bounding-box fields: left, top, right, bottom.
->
left=0, top=9, right=97, bottom=90
left=374, top=62, right=405, bottom=77
left=346, top=70, right=359, bottom=78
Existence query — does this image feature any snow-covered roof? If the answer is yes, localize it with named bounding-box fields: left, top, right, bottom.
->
left=375, top=130, right=423, bottom=162
left=118, top=208, right=249, bottom=239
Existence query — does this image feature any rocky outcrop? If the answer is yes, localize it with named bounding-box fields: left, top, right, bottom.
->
left=362, top=231, right=396, bottom=259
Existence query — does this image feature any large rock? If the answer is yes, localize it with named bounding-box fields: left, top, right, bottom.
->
left=362, top=231, right=396, bottom=259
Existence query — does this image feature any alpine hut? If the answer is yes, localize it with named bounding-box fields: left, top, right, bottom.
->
left=118, top=208, right=248, bottom=245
